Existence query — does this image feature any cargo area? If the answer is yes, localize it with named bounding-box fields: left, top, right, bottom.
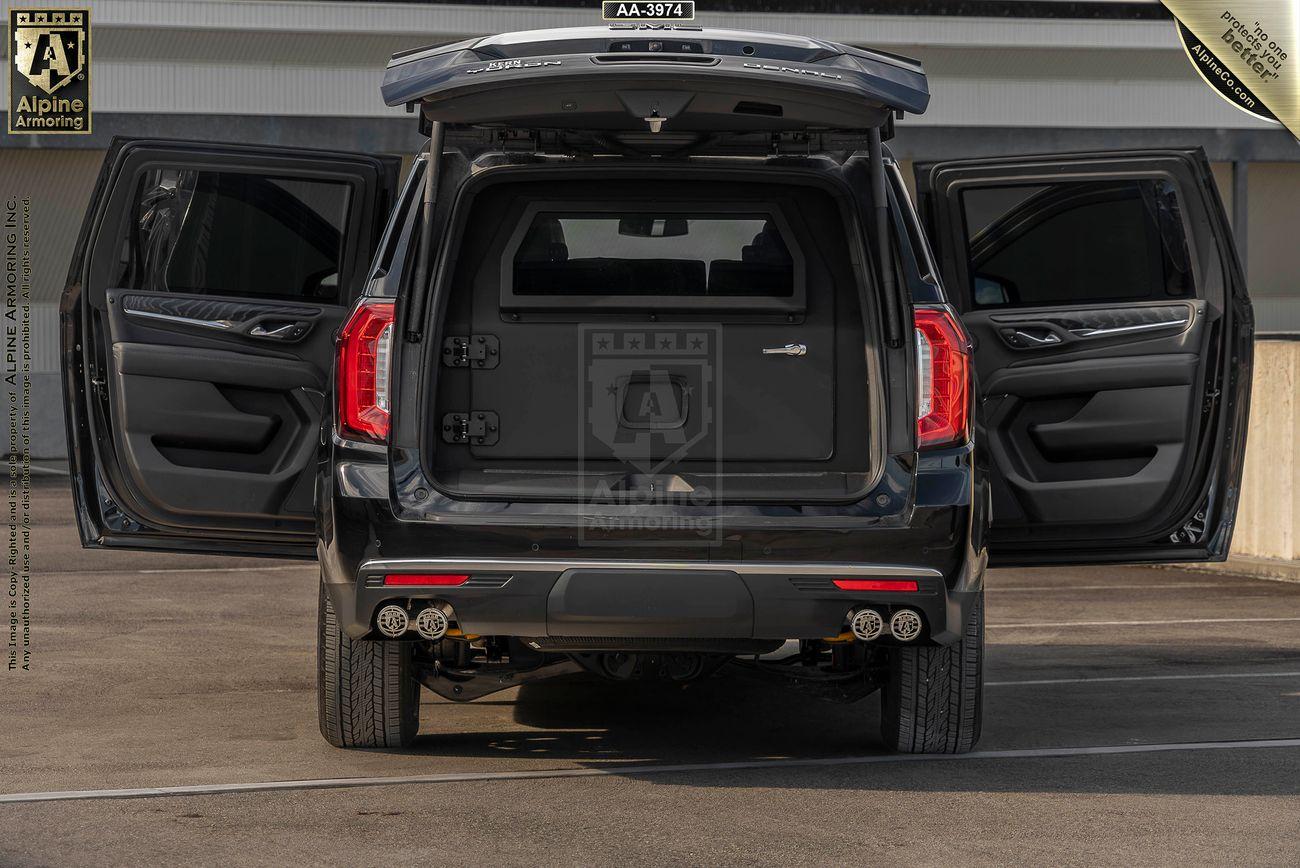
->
left=426, top=166, right=882, bottom=503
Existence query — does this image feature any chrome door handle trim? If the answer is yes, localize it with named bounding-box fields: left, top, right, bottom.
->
left=249, top=322, right=299, bottom=338
left=125, top=309, right=235, bottom=331
left=1012, top=330, right=1060, bottom=345
left=1069, top=318, right=1189, bottom=338
left=762, top=343, right=807, bottom=356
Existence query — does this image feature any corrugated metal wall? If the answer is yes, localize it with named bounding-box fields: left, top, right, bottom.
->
left=2, top=0, right=1297, bottom=460
left=14, top=0, right=1271, bottom=130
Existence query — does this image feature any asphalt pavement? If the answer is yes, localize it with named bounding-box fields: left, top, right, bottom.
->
left=2, top=478, right=1298, bottom=866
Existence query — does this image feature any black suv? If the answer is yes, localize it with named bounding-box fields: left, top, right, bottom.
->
left=61, top=27, right=1253, bottom=754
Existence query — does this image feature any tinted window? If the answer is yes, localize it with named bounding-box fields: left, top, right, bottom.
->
left=118, top=168, right=352, bottom=302
left=512, top=212, right=794, bottom=297
left=961, top=179, right=1193, bottom=308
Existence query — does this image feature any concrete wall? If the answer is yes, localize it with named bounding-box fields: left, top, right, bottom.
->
left=1232, top=340, right=1300, bottom=562
left=1247, top=165, right=1300, bottom=333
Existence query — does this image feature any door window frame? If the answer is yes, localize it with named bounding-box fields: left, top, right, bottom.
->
left=86, top=148, right=380, bottom=310
left=927, top=165, right=1215, bottom=316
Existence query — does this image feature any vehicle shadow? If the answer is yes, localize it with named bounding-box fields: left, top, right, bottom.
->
left=387, top=642, right=1300, bottom=797
left=404, top=666, right=873, bottom=761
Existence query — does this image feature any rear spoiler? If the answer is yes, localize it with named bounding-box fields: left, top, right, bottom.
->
left=382, top=25, right=928, bottom=137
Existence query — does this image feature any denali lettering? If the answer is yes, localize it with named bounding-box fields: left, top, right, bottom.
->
left=465, top=59, right=562, bottom=75
left=742, top=62, right=842, bottom=80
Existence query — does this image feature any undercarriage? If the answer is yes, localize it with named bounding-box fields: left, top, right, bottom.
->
left=411, top=635, right=888, bottom=704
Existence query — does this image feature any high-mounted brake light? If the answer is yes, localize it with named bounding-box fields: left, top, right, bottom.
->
left=338, top=300, right=396, bottom=443
left=914, top=306, right=972, bottom=450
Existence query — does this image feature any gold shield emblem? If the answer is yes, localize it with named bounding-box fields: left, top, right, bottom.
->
left=12, top=10, right=86, bottom=95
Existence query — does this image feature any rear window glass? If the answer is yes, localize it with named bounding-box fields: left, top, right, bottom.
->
left=959, top=178, right=1194, bottom=309
left=511, top=212, right=795, bottom=298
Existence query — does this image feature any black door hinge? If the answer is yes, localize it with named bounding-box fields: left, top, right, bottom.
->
left=442, top=411, right=499, bottom=446
left=442, top=335, right=500, bottom=369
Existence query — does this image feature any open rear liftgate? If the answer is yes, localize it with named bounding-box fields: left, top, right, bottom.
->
left=392, top=25, right=917, bottom=422
left=374, top=27, right=931, bottom=697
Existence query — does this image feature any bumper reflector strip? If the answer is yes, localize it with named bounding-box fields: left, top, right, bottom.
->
left=383, top=573, right=470, bottom=586
left=832, top=579, right=919, bottom=592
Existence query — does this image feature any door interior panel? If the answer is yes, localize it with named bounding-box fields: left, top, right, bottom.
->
left=967, top=301, right=1204, bottom=529
left=63, top=140, right=398, bottom=550
left=119, top=293, right=330, bottom=344
left=104, top=290, right=343, bottom=527
left=915, top=149, right=1251, bottom=562
left=106, top=291, right=338, bottom=518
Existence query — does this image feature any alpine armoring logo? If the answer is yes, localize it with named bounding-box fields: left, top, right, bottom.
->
left=8, top=8, right=91, bottom=134
left=579, top=323, right=721, bottom=544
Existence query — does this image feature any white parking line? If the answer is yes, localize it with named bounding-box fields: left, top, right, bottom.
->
left=2, top=738, right=1298, bottom=805
left=135, top=565, right=312, bottom=574
left=44, top=565, right=314, bottom=577
left=988, top=670, right=1300, bottom=687
left=991, top=583, right=1234, bottom=592
left=990, top=616, right=1300, bottom=629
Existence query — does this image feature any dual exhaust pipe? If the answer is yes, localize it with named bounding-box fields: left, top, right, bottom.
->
left=849, top=607, right=923, bottom=642
left=382, top=601, right=920, bottom=645
left=375, top=603, right=452, bottom=641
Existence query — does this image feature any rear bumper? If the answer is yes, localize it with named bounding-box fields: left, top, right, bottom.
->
left=328, top=556, right=976, bottom=645
left=319, top=442, right=987, bottom=647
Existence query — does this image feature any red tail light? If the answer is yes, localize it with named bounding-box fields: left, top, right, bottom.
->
left=833, top=579, right=919, bottom=592
left=914, top=306, right=972, bottom=449
left=338, top=299, right=395, bottom=443
left=383, top=574, right=469, bottom=587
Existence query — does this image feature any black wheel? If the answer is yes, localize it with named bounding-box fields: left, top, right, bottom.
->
left=317, top=581, right=419, bottom=749
left=880, top=592, right=983, bottom=754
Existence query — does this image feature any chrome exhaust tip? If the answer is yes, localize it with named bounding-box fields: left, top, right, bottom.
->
left=889, top=609, right=923, bottom=642
left=414, top=606, right=450, bottom=642
left=849, top=608, right=885, bottom=642
left=375, top=604, right=410, bottom=638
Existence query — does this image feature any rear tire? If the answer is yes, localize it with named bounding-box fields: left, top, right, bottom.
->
left=317, top=582, right=419, bottom=749
left=879, top=592, right=983, bottom=754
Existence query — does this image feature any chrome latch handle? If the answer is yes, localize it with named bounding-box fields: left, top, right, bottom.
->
left=762, top=343, right=808, bottom=357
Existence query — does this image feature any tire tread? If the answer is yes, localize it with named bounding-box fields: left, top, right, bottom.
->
left=880, top=593, right=983, bottom=754
left=317, top=583, right=419, bottom=749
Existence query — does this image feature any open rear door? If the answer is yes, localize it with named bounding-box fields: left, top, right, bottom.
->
left=62, top=138, right=400, bottom=557
left=915, top=149, right=1253, bottom=566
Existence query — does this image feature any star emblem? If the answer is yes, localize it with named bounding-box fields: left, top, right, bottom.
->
left=659, top=338, right=673, bottom=349
left=596, top=338, right=610, bottom=350
left=690, top=337, right=704, bottom=349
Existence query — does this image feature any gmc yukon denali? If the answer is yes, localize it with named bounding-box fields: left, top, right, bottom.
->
left=60, top=26, right=1253, bottom=754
